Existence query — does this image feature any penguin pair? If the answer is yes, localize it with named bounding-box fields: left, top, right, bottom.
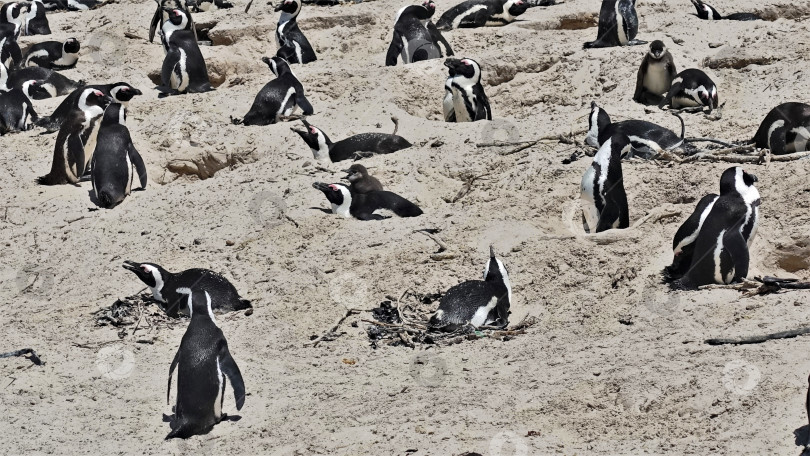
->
left=443, top=57, right=491, bottom=122
left=312, top=182, right=423, bottom=220
left=291, top=118, right=412, bottom=162
left=231, top=56, right=313, bottom=126
left=36, top=82, right=142, bottom=132
left=343, top=164, right=383, bottom=193
left=123, top=261, right=253, bottom=318
left=429, top=247, right=511, bottom=331
left=91, top=104, right=147, bottom=209
left=186, top=0, right=233, bottom=13
left=386, top=0, right=452, bottom=66
left=659, top=69, right=718, bottom=113
left=665, top=167, right=760, bottom=289
left=580, top=133, right=630, bottom=233
left=752, top=103, right=810, bottom=155
left=41, top=0, right=99, bottom=11
left=689, top=0, right=761, bottom=21
left=24, top=0, right=50, bottom=35
left=583, top=0, right=646, bottom=49
left=275, top=0, right=316, bottom=64
left=0, top=79, right=42, bottom=134
left=0, top=61, right=85, bottom=98
left=633, top=40, right=677, bottom=105
left=150, top=0, right=196, bottom=48
left=22, top=38, right=80, bottom=69
left=165, top=288, right=245, bottom=440
left=585, top=102, right=686, bottom=159
left=159, top=8, right=213, bottom=96
left=435, top=0, right=528, bottom=30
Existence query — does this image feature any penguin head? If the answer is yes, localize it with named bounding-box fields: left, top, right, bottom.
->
left=505, top=0, right=528, bottom=17
left=421, top=0, right=436, bottom=13
left=312, top=182, right=353, bottom=216
left=110, top=83, right=143, bottom=103
left=648, top=40, right=667, bottom=59
left=101, top=103, right=127, bottom=127
left=720, top=167, right=759, bottom=204
left=274, top=0, right=300, bottom=14
left=78, top=88, right=113, bottom=114
left=343, top=164, right=369, bottom=183
left=2, top=3, right=25, bottom=24
left=123, top=261, right=169, bottom=290
left=444, top=58, right=481, bottom=84
left=586, top=101, right=611, bottom=148
left=483, top=246, right=512, bottom=304
left=262, top=56, right=291, bottom=77
left=20, top=79, right=44, bottom=99
left=695, top=84, right=718, bottom=112
left=63, top=38, right=80, bottom=55
left=163, top=7, right=189, bottom=28
left=291, top=120, right=332, bottom=160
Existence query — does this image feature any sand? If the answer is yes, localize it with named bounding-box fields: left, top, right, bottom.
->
left=2, top=0, right=810, bottom=454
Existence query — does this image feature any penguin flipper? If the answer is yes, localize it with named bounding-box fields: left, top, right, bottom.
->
left=633, top=61, right=646, bottom=103
left=128, top=144, right=148, bottom=189
left=724, top=229, right=750, bottom=282
left=384, top=32, right=403, bottom=66
left=149, top=7, right=160, bottom=43
left=294, top=87, right=314, bottom=116
left=167, top=348, right=179, bottom=405
left=427, top=21, right=453, bottom=56
left=659, top=82, right=679, bottom=109
left=66, top=132, right=85, bottom=178
left=218, top=344, right=245, bottom=410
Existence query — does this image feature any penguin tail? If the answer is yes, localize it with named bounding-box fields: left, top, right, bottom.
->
left=397, top=205, right=423, bottom=218
left=36, top=173, right=58, bottom=185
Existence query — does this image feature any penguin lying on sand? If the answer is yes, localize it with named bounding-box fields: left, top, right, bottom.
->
left=312, top=182, right=423, bottom=220
left=123, top=261, right=253, bottom=318
left=428, top=247, right=511, bottom=331
left=689, top=0, right=761, bottom=21
left=291, top=118, right=411, bottom=162
left=0, top=61, right=84, bottom=99
left=91, top=104, right=147, bottom=209
left=584, top=0, right=646, bottom=49
left=580, top=133, right=630, bottom=233
left=659, top=69, right=718, bottom=113
left=585, top=101, right=686, bottom=159
left=752, top=102, right=810, bottom=155
left=231, top=56, right=313, bottom=126
left=0, top=79, right=42, bottom=134
left=22, top=38, right=80, bottom=69
left=435, top=0, right=528, bottom=30
left=36, top=82, right=142, bottom=132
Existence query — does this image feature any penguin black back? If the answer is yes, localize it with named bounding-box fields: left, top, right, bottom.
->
left=159, top=7, right=213, bottom=95
left=24, top=0, right=50, bottom=35
left=752, top=102, right=810, bottom=155
left=385, top=2, right=439, bottom=65
left=580, top=132, right=630, bottom=233
left=659, top=69, right=718, bottom=113
left=312, top=182, right=423, bottom=220
left=291, top=119, right=411, bottom=162
left=3, top=64, right=84, bottom=99
left=275, top=0, right=316, bottom=64
left=91, top=104, right=147, bottom=209
left=689, top=0, right=760, bottom=21
left=436, top=0, right=527, bottom=30
left=663, top=193, right=718, bottom=282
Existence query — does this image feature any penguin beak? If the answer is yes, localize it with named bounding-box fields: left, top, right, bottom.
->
left=122, top=260, right=141, bottom=273
left=312, top=182, right=331, bottom=192
left=443, top=58, right=460, bottom=69
left=273, top=2, right=283, bottom=10
left=749, top=174, right=758, bottom=183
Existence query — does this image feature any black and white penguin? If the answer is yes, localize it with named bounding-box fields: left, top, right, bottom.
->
left=585, top=102, right=686, bottom=159
left=150, top=0, right=196, bottom=48
left=186, top=0, right=233, bottom=13
left=159, top=8, right=213, bottom=96
left=0, top=62, right=84, bottom=98
left=663, top=194, right=718, bottom=281
left=428, top=246, right=511, bottom=331
left=0, top=79, right=41, bottom=134
left=231, top=56, right=313, bottom=126
left=752, top=102, right=810, bottom=155
left=689, top=0, right=761, bottom=21
left=36, top=88, right=111, bottom=185
left=291, top=118, right=412, bottom=162
left=122, top=261, right=252, bottom=318
left=165, top=287, right=245, bottom=440
left=659, top=69, right=718, bottom=113
left=24, top=0, right=50, bottom=35
left=423, top=0, right=453, bottom=57
left=580, top=132, right=630, bottom=233
left=0, top=3, right=24, bottom=69
left=633, top=40, right=677, bottom=105
left=0, top=3, right=26, bottom=38
left=583, top=0, right=646, bottom=49
left=385, top=2, right=440, bottom=66
left=35, top=82, right=142, bottom=132
left=275, top=0, right=316, bottom=65
left=443, top=57, right=491, bottom=122
left=90, top=104, right=147, bottom=209
left=343, top=164, right=383, bottom=193
left=435, top=0, right=528, bottom=30
left=672, top=167, right=760, bottom=289
left=22, top=38, right=79, bottom=69
left=312, top=182, right=423, bottom=220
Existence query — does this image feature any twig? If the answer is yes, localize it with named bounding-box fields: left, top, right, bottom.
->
left=0, top=348, right=43, bottom=365
left=390, top=116, right=399, bottom=136
left=124, top=32, right=144, bottom=40
left=306, top=309, right=363, bottom=347
left=413, top=229, right=458, bottom=260
left=706, top=326, right=810, bottom=345
left=448, top=173, right=490, bottom=203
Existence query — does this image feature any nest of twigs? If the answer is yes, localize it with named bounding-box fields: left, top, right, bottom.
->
left=92, top=293, right=186, bottom=339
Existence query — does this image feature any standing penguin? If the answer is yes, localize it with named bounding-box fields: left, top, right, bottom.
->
left=166, top=288, right=245, bottom=440
left=583, top=0, right=646, bottom=49
left=35, top=82, right=142, bottom=132
left=428, top=246, right=511, bottom=331
left=385, top=2, right=439, bottom=66
left=149, top=0, right=195, bottom=47
left=580, top=133, right=630, bottom=233
left=673, top=167, right=760, bottom=289
left=343, top=164, right=383, bottom=193
left=0, top=79, right=41, bottom=134
left=633, top=40, right=677, bottom=105
left=275, top=0, right=316, bottom=64
left=423, top=0, right=453, bottom=57
left=689, top=0, right=761, bottom=21
left=443, top=57, right=491, bottom=122
left=24, top=0, right=50, bottom=35
left=663, top=194, right=719, bottom=281
left=231, top=56, right=313, bottom=126
left=22, top=38, right=80, bottom=69
left=659, top=69, right=718, bottom=113
left=312, top=182, right=423, bottom=220
left=160, top=8, right=213, bottom=96
left=36, top=88, right=112, bottom=185
left=91, top=104, right=147, bottom=209
left=435, top=0, right=528, bottom=30
left=752, top=102, right=810, bottom=155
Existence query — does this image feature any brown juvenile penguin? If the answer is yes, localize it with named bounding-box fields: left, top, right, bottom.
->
left=343, top=164, right=383, bottom=194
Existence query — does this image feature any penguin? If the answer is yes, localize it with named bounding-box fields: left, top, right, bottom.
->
left=0, top=7, right=23, bottom=69
left=231, top=56, right=313, bottom=126
left=663, top=194, right=718, bottom=281
left=186, top=0, right=233, bottom=13
left=689, top=0, right=761, bottom=21
left=673, top=167, right=760, bottom=289
left=583, top=0, right=646, bottom=49
left=428, top=246, right=511, bottom=331
left=165, top=287, right=245, bottom=440
left=275, top=0, right=317, bottom=65
left=36, top=88, right=112, bottom=185
left=435, top=0, right=528, bottom=30
left=150, top=0, right=196, bottom=49
left=291, top=118, right=412, bottom=162
left=752, top=102, right=810, bottom=155
left=423, top=0, right=453, bottom=57
left=39, top=0, right=97, bottom=10
left=90, top=104, right=147, bottom=209
left=159, top=8, right=213, bottom=96
left=24, top=0, right=50, bottom=35
left=0, top=3, right=26, bottom=39
left=0, top=62, right=84, bottom=98
left=0, top=79, right=41, bottom=134
left=443, top=57, right=491, bottom=122
left=580, top=132, right=630, bottom=233
left=659, top=69, right=718, bottom=113
left=312, top=182, right=423, bottom=220
left=122, top=261, right=252, bottom=318
left=385, top=2, right=440, bottom=66
left=35, top=82, right=142, bottom=132
left=343, top=164, right=383, bottom=193
left=22, top=38, right=79, bottom=69
left=585, top=102, right=686, bottom=159
left=633, top=40, right=677, bottom=105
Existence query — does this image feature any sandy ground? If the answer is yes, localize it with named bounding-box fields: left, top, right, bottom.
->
left=2, top=0, right=810, bottom=454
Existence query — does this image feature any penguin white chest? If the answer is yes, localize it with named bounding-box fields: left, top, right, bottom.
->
left=451, top=86, right=473, bottom=122
left=171, top=49, right=189, bottom=92
left=643, top=62, right=671, bottom=95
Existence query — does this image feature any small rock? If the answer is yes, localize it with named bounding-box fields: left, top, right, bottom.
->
left=226, top=240, right=235, bottom=246
left=708, top=42, right=724, bottom=48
